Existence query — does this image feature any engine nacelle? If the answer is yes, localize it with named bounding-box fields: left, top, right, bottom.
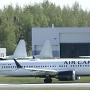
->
left=56, top=71, right=76, bottom=81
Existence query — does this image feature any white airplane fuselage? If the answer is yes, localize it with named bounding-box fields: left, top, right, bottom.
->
left=0, top=58, right=90, bottom=76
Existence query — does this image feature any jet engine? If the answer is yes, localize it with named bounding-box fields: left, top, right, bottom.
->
left=56, top=71, right=76, bottom=81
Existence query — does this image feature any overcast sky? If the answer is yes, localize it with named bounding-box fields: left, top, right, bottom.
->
left=0, top=0, right=90, bottom=10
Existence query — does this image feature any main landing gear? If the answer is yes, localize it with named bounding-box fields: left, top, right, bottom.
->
left=44, top=78, right=52, bottom=83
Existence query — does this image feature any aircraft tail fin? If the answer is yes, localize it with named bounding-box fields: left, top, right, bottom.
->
left=36, top=40, right=53, bottom=58
left=13, top=39, right=27, bottom=58
left=7, top=39, right=27, bottom=58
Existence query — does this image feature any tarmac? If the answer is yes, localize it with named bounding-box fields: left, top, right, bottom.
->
left=0, top=83, right=90, bottom=88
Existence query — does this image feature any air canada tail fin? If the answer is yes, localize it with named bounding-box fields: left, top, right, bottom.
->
left=36, top=40, right=53, bottom=58
left=6, top=39, right=27, bottom=58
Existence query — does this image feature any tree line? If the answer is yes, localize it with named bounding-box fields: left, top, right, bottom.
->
left=0, top=0, right=90, bottom=55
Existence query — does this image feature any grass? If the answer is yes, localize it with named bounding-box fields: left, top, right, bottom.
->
left=1, top=76, right=90, bottom=90
left=0, top=76, right=90, bottom=84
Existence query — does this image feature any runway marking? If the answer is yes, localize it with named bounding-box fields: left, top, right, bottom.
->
left=0, top=83, right=90, bottom=88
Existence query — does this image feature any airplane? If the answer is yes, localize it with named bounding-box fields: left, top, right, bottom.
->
left=1, top=57, right=90, bottom=83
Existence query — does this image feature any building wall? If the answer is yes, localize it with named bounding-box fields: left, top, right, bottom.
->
left=0, top=48, right=6, bottom=58
left=32, top=27, right=90, bottom=58
left=59, top=33, right=90, bottom=43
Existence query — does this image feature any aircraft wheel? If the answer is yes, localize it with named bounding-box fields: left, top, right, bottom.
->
left=44, top=78, right=52, bottom=83
left=76, top=76, right=80, bottom=80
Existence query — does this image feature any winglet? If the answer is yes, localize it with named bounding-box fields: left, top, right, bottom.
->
left=13, top=59, right=22, bottom=68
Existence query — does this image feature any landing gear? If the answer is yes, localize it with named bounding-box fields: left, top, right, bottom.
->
left=76, top=76, right=80, bottom=80
left=44, top=78, right=52, bottom=83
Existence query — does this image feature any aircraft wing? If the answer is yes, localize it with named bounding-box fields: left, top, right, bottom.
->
left=18, top=67, right=69, bottom=75
left=24, top=68, right=58, bottom=75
